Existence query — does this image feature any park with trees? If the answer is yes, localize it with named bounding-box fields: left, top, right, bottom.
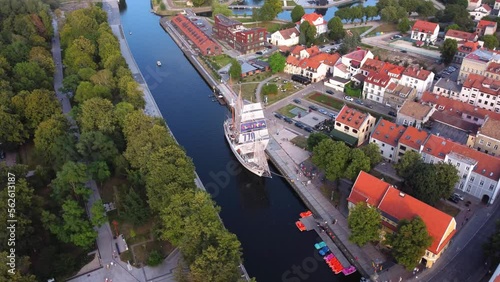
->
left=0, top=1, right=245, bottom=281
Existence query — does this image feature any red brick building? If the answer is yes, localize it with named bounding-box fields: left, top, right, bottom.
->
left=171, top=14, right=222, bottom=56
left=213, top=14, right=266, bottom=54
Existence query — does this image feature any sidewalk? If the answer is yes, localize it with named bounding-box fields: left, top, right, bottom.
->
left=265, top=127, right=411, bottom=281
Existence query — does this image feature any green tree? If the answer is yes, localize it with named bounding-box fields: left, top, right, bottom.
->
left=380, top=6, right=407, bottom=23
left=121, top=187, right=150, bottom=225
left=268, top=52, right=286, bottom=73
left=327, top=17, right=345, bottom=41
left=364, top=6, right=379, bottom=21
left=90, top=199, right=107, bottom=227
left=88, top=161, right=111, bottom=186
left=445, top=24, right=461, bottom=31
left=433, top=162, right=460, bottom=200
left=12, top=62, right=51, bottom=91
left=482, top=35, right=499, bottom=49
left=76, top=131, right=119, bottom=163
left=212, top=3, right=232, bottom=18
left=0, top=253, right=37, bottom=282
left=299, top=21, right=317, bottom=46
left=291, top=5, right=305, bottom=22
left=395, top=150, right=422, bottom=179
left=376, top=0, right=398, bottom=12
left=398, top=17, right=411, bottom=34
left=307, top=132, right=330, bottom=151
left=483, top=220, right=500, bottom=267
left=348, top=202, right=381, bottom=246
left=50, top=161, right=90, bottom=202
left=339, top=33, right=361, bottom=54
left=344, top=148, right=371, bottom=180
left=24, top=89, right=60, bottom=131
left=417, top=1, right=436, bottom=17
left=229, top=59, right=242, bottom=82
left=360, top=143, right=383, bottom=169
left=335, top=7, right=353, bottom=22
left=42, top=199, right=97, bottom=249
left=147, top=250, right=164, bottom=266
left=312, top=139, right=350, bottom=181
left=0, top=110, right=27, bottom=145
left=399, top=0, right=419, bottom=13
left=79, top=97, right=117, bottom=134
left=441, top=38, right=458, bottom=65
left=350, top=6, right=364, bottom=23
left=388, top=217, right=432, bottom=270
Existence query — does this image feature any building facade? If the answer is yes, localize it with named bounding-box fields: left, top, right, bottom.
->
left=297, top=13, right=328, bottom=36
left=171, top=15, right=222, bottom=56
left=476, top=20, right=497, bottom=36
left=347, top=171, right=456, bottom=268
left=474, top=117, right=500, bottom=155
left=401, top=65, right=434, bottom=97
left=470, top=4, right=492, bottom=20
left=332, top=105, right=376, bottom=147
left=461, top=73, right=500, bottom=112
left=396, top=100, right=435, bottom=129
left=411, top=20, right=440, bottom=44
left=370, top=119, right=406, bottom=161
left=213, top=14, right=267, bottom=54
left=269, top=27, right=299, bottom=46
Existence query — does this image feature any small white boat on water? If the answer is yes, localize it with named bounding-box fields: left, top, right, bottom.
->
left=157, top=60, right=162, bottom=67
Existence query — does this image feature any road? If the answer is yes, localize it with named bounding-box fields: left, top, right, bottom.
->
left=424, top=204, right=500, bottom=282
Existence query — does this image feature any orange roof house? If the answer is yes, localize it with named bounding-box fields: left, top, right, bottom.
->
left=171, top=15, right=221, bottom=56
left=411, top=20, right=440, bottom=44
left=332, top=105, right=377, bottom=147
left=476, top=20, right=497, bottom=36
left=347, top=171, right=457, bottom=268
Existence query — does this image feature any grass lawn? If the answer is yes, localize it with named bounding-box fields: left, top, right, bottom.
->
left=435, top=200, right=461, bottom=217
left=306, top=92, right=345, bottom=110
left=346, top=25, right=372, bottom=35
left=286, top=0, right=296, bottom=6
left=234, top=83, right=258, bottom=101
left=262, top=90, right=291, bottom=105
left=291, top=135, right=308, bottom=150
left=278, top=104, right=306, bottom=118
left=207, top=54, right=233, bottom=70
left=367, top=23, right=398, bottom=37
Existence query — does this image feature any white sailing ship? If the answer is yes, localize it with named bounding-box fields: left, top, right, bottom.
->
left=224, top=92, right=271, bottom=178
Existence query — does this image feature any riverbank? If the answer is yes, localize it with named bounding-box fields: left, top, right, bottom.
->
left=106, top=1, right=250, bottom=280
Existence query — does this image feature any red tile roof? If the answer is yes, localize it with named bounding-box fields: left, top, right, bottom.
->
left=458, top=41, right=480, bottom=54
left=371, top=119, right=406, bottom=147
left=423, top=135, right=500, bottom=180
left=486, top=62, right=500, bottom=74
left=445, top=29, right=477, bottom=42
left=399, top=126, right=429, bottom=150
left=301, top=13, right=326, bottom=26
left=365, top=72, right=391, bottom=88
left=481, top=3, right=492, bottom=11
left=403, top=65, right=432, bottom=81
left=477, top=20, right=497, bottom=30
left=171, top=15, right=221, bottom=56
left=344, top=49, right=369, bottom=62
left=335, top=105, right=372, bottom=130
left=412, top=20, right=439, bottom=33
left=421, top=91, right=500, bottom=121
left=463, top=73, right=500, bottom=97
left=278, top=27, right=299, bottom=40
left=348, top=171, right=456, bottom=254
left=361, top=58, right=386, bottom=73
left=290, top=45, right=320, bottom=57
left=286, top=52, right=340, bottom=69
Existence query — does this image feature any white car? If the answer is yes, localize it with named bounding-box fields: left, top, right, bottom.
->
left=344, top=96, right=354, bottom=101
left=318, top=109, right=328, bottom=115
left=453, top=193, right=464, bottom=201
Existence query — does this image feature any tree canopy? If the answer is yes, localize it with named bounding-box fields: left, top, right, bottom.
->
left=387, top=217, right=432, bottom=270
left=327, top=17, right=345, bottom=41
left=229, top=59, right=242, bottom=81
left=348, top=202, right=381, bottom=246
left=290, top=5, right=305, bottom=22
left=483, top=220, right=500, bottom=268
left=307, top=132, right=330, bottom=151
left=441, top=39, right=458, bottom=65
left=482, top=35, right=499, bottom=49
left=268, top=52, right=286, bottom=74
left=312, top=139, right=350, bottom=181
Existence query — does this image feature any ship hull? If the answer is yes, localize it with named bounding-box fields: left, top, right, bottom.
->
left=224, top=120, right=271, bottom=178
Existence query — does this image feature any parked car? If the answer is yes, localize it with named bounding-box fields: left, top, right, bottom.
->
left=256, top=51, right=263, bottom=55
left=318, top=109, right=328, bottom=115
left=367, top=105, right=373, bottom=109
left=326, top=90, right=334, bottom=95
left=309, top=105, right=318, bottom=111
left=388, top=111, right=397, bottom=117
left=274, top=112, right=284, bottom=119
left=355, top=99, right=363, bottom=105
left=344, top=95, right=354, bottom=101
left=304, top=127, right=314, bottom=133
left=401, top=50, right=407, bottom=53
left=294, top=122, right=305, bottom=129
left=327, top=112, right=337, bottom=118
left=448, top=195, right=460, bottom=204
left=453, top=193, right=464, bottom=201
left=293, top=98, right=301, bottom=104
left=284, top=117, right=293, bottom=124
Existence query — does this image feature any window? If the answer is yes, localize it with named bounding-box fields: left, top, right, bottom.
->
left=463, top=174, right=467, bottom=179
left=336, top=122, right=341, bottom=127
left=470, top=176, right=475, bottom=182
left=381, top=150, right=384, bottom=155
left=382, top=143, right=385, bottom=147
left=456, top=162, right=460, bottom=167
left=494, top=145, right=498, bottom=150
left=480, top=180, right=484, bottom=186
left=467, top=185, right=471, bottom=192
left=352, top=129, right=358, bottom=134
left=466, top=166, right=470, bottom=171
left=490, top=184, right=495, bottom=191
left=430, top=160, right=434, bottom=164
left=400, top=145, right=407, bottom=151
left=479, top=139, right=484, bottom=145
left=487, top=142, right=491, bottom=147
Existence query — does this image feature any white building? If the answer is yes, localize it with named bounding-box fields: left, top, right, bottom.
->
left=470, top=4, right=492, bottom=20
left=421, top=134, right=500, bottom=204
left=284, top=46, right=341, bottom=82
left=411, top=20, right=440, bottom=44
left=269, top=27, right=299, bottom=46
left=494, top=0, right=500, bottom=15
left=460, top=73, right=500, bottom=112
left=297, top=13, right=327, bottom=37
left=468, top=0, right=482, bottom=10
left=333, top=49, right=373, bottom=79
left=370, top=119, right=406, bottom=162
left=432, top=78, right=463, bottom=100
left=396, top=100, right=435, bottom=129
left=401, top=65, right=435, bottom=98
left=362, top=72, right=392, bottom=103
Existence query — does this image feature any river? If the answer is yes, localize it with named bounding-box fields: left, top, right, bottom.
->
left=119, top=1, right=361, bottom=281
